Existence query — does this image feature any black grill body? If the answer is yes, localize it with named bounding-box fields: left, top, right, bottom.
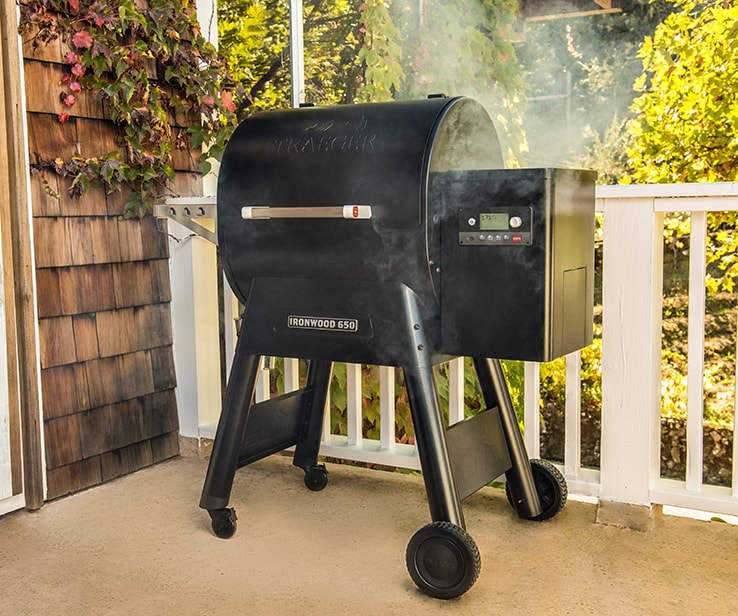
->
left=217, top=96, right=505, bottom=365
left=200, top=97, right=596, bottom=599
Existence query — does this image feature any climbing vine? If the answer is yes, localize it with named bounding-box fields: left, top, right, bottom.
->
left=18, top=0, right=240, bottom=216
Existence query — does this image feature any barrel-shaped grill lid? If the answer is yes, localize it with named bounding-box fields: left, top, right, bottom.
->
left=218, top=97, right=503, bottom=305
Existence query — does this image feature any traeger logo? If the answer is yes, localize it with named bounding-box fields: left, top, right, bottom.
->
left=287, top=315, right=359, bottom=333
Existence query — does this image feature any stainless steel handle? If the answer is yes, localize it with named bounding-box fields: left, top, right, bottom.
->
left=241, top=205, right=372, bottom=220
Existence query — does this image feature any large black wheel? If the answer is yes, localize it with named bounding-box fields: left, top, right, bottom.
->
left=506, top=459, right=567, bottom=521
left=209, top=507, right=238, bottom=539
left=303, top=464, right=329, bottom=491
left=406, top=521, right=481, bottom=599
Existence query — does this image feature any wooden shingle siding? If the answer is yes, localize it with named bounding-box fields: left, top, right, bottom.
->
left=39, top=363, right=90, bottom=420
left=112, top=260, right=171, bottom=308
left=38, top=315, right=76, bottom=368
left=58, top=265, right=116, bottom=314
left=22, top=17, right=197, bottom=500
left=45, top=457, right=102, bottom=499
left=26, top=113, right=79, bottom=163
left=72, top=314, right=99, bottom=362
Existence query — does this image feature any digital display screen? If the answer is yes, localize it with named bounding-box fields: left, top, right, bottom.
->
left=479, top=213, right=508, bottom=231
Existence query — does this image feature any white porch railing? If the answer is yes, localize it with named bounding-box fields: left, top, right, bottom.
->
left=161, top=182, right=738, bottom=518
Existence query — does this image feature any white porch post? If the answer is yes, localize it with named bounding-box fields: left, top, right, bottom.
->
left=598, top=196, right=663, bottom=526
left=165, top=1, right=223, bottom=444
left=169, top=221, right=222, bottom=440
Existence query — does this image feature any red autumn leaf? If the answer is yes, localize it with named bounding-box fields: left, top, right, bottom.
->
left=69, top=81, right=82, bottom=93
left=57, top=112, right=70, bottom=124
left=71, top=63, right=85, bottom=78
left=202, top=94, right=215, bottom=108
left=220, top=90, right=236, bottom=113
left=69, top=0, right=80, bottom=11
left=62, top=93, right=76, bottom=107
left=65, top=51, right=78, bottom=65
left=72, top=30, right=93, bottom=49
left=60, top=73, right=70, bottom=84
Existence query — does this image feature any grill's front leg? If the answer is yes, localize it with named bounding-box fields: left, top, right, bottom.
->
left=199, top=335, right=261, bottom=535
left=403, top=363, right=464, bottom=528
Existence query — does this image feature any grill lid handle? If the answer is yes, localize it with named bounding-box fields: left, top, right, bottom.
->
left=241, top=205, right=372, bottom=220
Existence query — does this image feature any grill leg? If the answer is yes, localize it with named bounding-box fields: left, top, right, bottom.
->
left=472, top=357, right=542, bottom=519
left=199, top=338, right=261, bottom=512
left=403, top=364, right=464, bottom=529
left=293, top=359, right=333, bottom=470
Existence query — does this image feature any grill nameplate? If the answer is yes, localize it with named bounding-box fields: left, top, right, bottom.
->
left=286, top=315, right=360, bottom=333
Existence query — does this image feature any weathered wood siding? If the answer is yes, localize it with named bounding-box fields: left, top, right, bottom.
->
left=22, top=29, right=201, bottom=499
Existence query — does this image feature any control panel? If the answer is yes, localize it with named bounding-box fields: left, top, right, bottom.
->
left=457, top=206, right=532, bottom=246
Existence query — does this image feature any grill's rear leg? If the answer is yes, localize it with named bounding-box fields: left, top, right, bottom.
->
left=293, top=359, right=333, bottom=491
left=472, top=357, right=544, bottom=520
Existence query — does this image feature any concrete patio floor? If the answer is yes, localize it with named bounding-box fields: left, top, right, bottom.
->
left=1, top=453, right=737, bottom=616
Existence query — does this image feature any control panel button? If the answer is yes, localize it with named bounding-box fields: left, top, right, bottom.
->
left=468, top=217, right=477, bottom=227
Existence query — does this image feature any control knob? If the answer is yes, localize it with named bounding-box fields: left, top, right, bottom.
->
left=509, top=216, right=523, bottom=229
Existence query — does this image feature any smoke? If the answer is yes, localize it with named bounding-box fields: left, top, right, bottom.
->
left=387, top=1, right=661, bottom=170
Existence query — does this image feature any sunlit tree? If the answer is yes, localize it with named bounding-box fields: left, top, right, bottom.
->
left=626, top=0, right=738, bottom=290
left=217, top=0, right=404, bottom=113
left=627, top=0, right=738, bottom=184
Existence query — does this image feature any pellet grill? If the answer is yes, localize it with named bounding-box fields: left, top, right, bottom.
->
left=200, top=96, right=596, bottom=599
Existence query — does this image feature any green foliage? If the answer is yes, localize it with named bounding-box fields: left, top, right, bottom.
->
left=217, top=0, right=405, bottom=111
left=661, top=260, right=737, bottom=425
left=435, top=358, right=487, bottom=417
left=20, top=0, right=239, bottom=216
left=627, top=0, right=738, bottom=184
left=326, top=364, right=413, bottom=441
left=531, top=327, right=603, bottom=414
left=357, top=0, right=405, bottom=102
left=626, top=1, right=738, bottom=290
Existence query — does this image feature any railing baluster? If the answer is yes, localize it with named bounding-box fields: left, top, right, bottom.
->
left=730, top=312, right=738, bottom=498
left=322, top=365, right=333, bottom=442
left=523, top=361, right=541, bottom=458
left=734, top=326, right=738, bottom=499
left=346, top=363, right=362, bottom=447
left=284, top=357, right=300, bottom=393
left=448, top=358, right=465, bottom=425
left=686, top=211, right=708, bottom=492
left=565, top=351, right=582, bottom=479
left=379, top=365, right=396, bottom=451
left=254, top=357, right=270, bottom=403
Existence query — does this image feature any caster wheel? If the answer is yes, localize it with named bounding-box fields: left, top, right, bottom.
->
left=406, top=521, right=481, bottom=599
left=209, top=507, right=237, bottom=539
left=506, top=459, right=568, bottom=521
left=303, top=464, right=328, bottom=491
